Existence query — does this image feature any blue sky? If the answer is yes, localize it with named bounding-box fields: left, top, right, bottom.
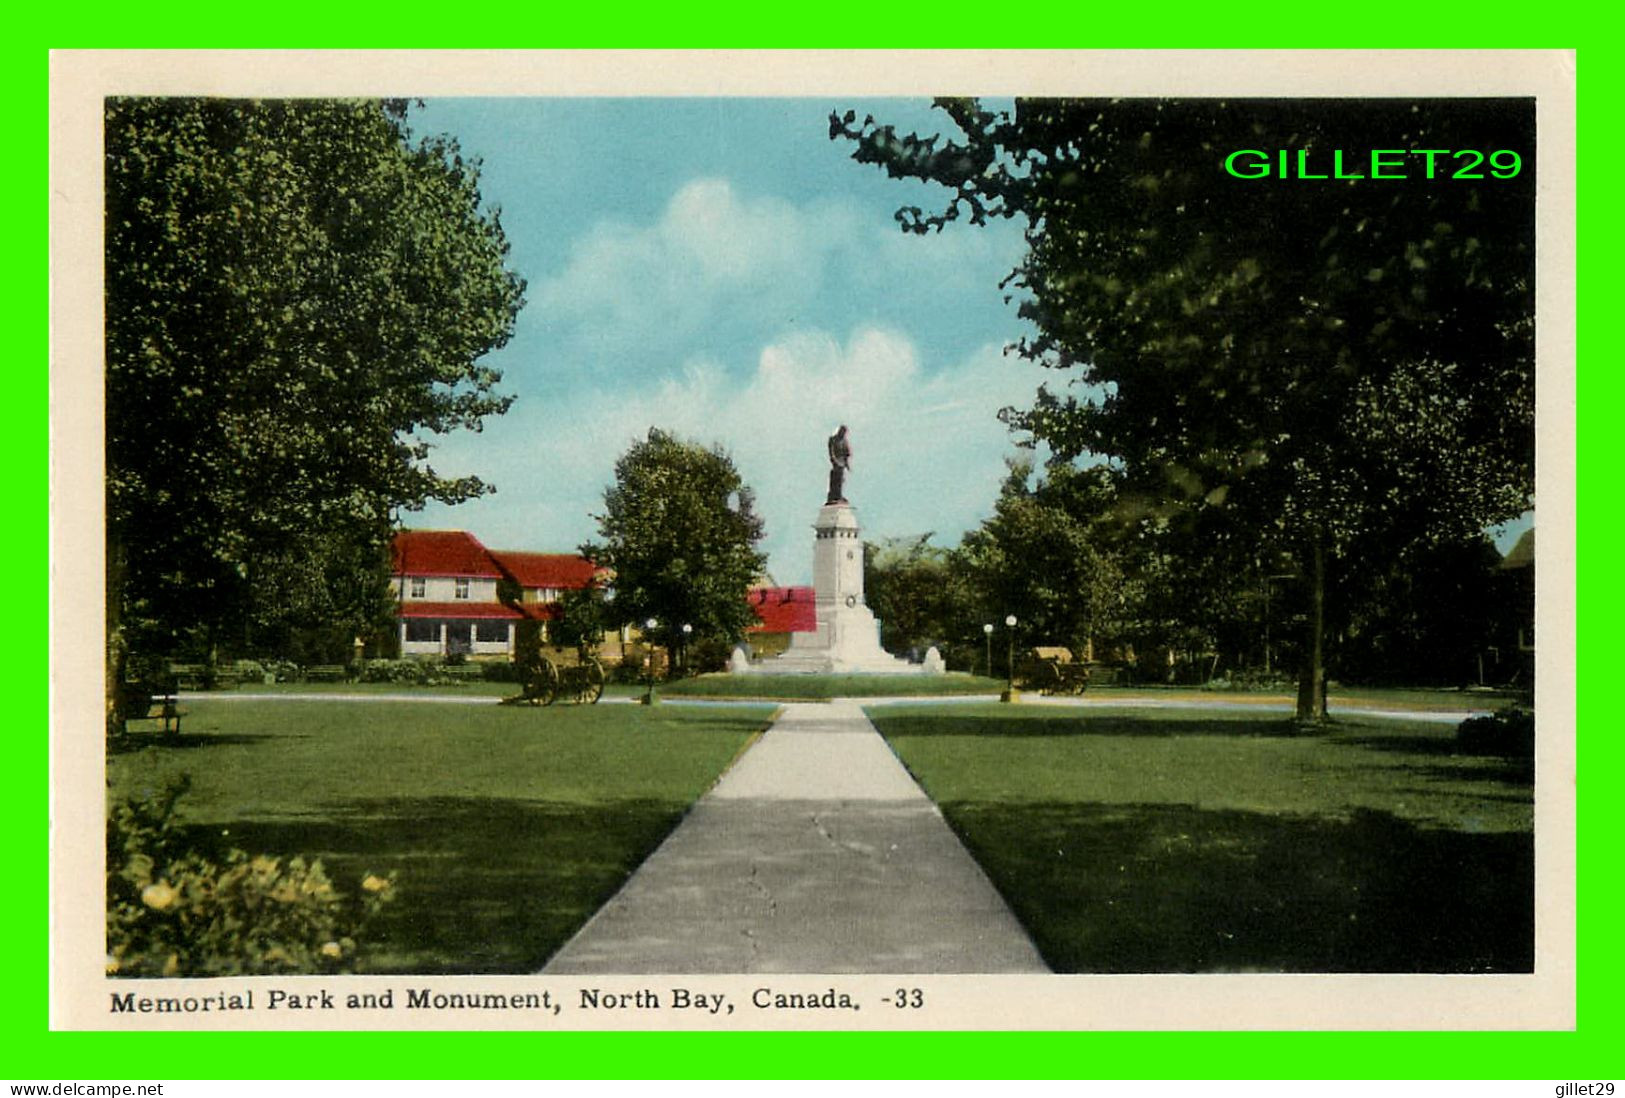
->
left=407, top=98, right=1532, bottom=582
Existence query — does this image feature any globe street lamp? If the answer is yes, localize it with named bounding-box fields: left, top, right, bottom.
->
left=1003, top=614, right=1019, bottom=703
left=1262, top=573, right=1295, bottom=677
left=681, top=623, right=693, bottom=676
left=982, top=623, right=994, bottom=679
left=602, top=588, right=618, bottom=662
left=642, top=617, right=659, bottom=706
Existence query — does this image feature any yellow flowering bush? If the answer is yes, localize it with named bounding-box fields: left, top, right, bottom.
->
left=107, top=775, right=396, bottom=977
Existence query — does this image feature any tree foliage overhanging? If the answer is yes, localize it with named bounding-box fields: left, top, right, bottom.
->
left=584, top=428, right=769, bottom=656
left=833, top=97, right=1536, bottom=716
left=106, top=97, right=527, bottom=674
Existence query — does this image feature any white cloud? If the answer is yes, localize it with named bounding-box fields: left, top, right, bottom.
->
left=532, top=178, right=848, bottom=363
left=417, top=325, right=1049, bottom=584
left=411, top=172, right=1044, bottom=580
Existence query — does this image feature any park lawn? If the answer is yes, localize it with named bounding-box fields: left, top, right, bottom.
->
left=661, top=672, right=1006, bottom=699
left=1081, top=684, right=1522, bottom=713
left=108, top=698, right=775, bottom=974
left=867, top=703, right=1534, bottom=974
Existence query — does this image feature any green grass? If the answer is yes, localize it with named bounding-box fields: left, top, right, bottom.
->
left=867, top=703, right=1533, bottom=974
left=108, top=698, right=774, bottom=974
left=1328, top=684, right=1527, bottom=710
left=1080, top=683, right=1524, bottom=712
left=660, top=672, right=1007, bottom=699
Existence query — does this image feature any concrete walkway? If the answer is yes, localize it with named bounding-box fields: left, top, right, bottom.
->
left=542, top=701, right=1049, bottom=974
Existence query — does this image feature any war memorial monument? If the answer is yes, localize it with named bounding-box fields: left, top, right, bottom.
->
left=736, top=426, right=938, bottom=675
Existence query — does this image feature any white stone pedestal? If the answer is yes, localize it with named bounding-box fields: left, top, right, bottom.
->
left=757, top=503, right=922, bottom=675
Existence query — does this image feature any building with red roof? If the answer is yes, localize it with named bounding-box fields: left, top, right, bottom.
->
left=745, top=585, right=817, bottom=658
left=489, top=550, right=603, bottom=611
left=391, top=531, right=818, bottom=666
left=390, top=530, right=598, bottom=659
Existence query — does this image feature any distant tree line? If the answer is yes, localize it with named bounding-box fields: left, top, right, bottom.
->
left=864, top=459, right=1525, bottom=689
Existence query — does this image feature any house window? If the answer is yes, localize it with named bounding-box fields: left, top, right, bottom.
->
left=475, top=620, right=508, bottom=643
left=409, top=577, right=425, bottom=598
left=405, top=619, right=438, bottom=643
left=455, top=577, right=470, bottom=600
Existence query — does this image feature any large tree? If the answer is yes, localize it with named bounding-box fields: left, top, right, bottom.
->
left=584, top=429, right=768, bottom=657
left=956, top=460, right=1130, bottom=661
left=863, top=534, right=962, bottom=657
left=834, top=98, right=1535, bottom=718
left=106, top=98, right=526, bottom=697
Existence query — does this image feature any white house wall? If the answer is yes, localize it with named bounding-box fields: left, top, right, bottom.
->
left=397, top=620, right=517, bottom=657
left=396, top=576, right=502, bottom=603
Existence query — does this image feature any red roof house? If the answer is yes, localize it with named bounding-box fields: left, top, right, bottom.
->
left=391, top=529, right=507, bottom=579
left=389, top=531, right=823, bottom=664
left=748, top=586, right=817, bottom=634
left=389, top=530, right=598, bottom=657
left=490, top=551, right=601, bottom=593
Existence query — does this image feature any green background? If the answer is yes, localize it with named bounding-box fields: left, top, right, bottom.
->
left=21, top=19, right=1600, bottom=1082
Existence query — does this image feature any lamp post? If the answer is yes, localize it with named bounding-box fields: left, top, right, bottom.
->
left=1002, top=614, right=1018, bottom=703
left=1262, top=573, right=1295, bottom=677
left=681, top=623, right=693, bottom=676
left=982, top=623, right=993, bottom=680
left=642, top=617, right=659, bottom=705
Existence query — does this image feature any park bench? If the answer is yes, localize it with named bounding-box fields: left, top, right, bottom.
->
left=302, top=664, right=350, bottom=683
left=120, top=675, right=185, bottom=735
left=1083, top=661, right=1124, bottom=686
left=166, top=663, right=209, bottom=690
left=166, top=663, right=240, bottom=690
left=1019, top=647, right=1091, bottom=695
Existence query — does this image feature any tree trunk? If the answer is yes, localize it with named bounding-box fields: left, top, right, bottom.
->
left=106, top=538, right=127, bottom=739
left=1296, top=537, right=1328, bottom=721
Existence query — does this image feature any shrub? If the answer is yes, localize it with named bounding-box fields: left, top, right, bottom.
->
left=359, top=658, right=428, bottom=685
left=686, top=635, right=733, bottom=676
left=106, top=775, right=396, bottom=977
left=481, top=660, right=519, bottom=683
left=356, top=657, right=501, bottom=686
left=609, top=659, right=647, bottom=685
left=255, top=658, right=301, bottom=684
left=939, top=642, right=986, bottom=675
left=1456, top=705, right=1535, bottom=757
left=1205, top=668, right=1296, bottom=692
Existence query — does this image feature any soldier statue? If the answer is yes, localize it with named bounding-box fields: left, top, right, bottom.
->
left=826, top=425, right=851, bottom=505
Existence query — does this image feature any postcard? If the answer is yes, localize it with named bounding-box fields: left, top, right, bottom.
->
left=49, top=48, right=1576, bottom=1032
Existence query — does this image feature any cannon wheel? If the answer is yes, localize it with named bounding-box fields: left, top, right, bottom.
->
left=1038, top=661, right=1064, bottom=696
left=537, top=658, right=561, bottom=706
left=519, top=652, right=559, bottom=706
left=575, top=659, right=605, bottom=705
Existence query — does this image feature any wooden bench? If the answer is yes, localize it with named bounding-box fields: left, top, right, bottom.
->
left=166, top=663, right=239, bottom=690
left=303, top=664, right=350, bottom=683
left=166, top=663, right=208, bottom=691
left=121, top=676, right=186, bottom=734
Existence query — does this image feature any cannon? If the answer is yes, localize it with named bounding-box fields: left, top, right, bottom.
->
left=1015, top=646, right=1091, bottom=695
left=508, top=651, right=606, bottom=706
